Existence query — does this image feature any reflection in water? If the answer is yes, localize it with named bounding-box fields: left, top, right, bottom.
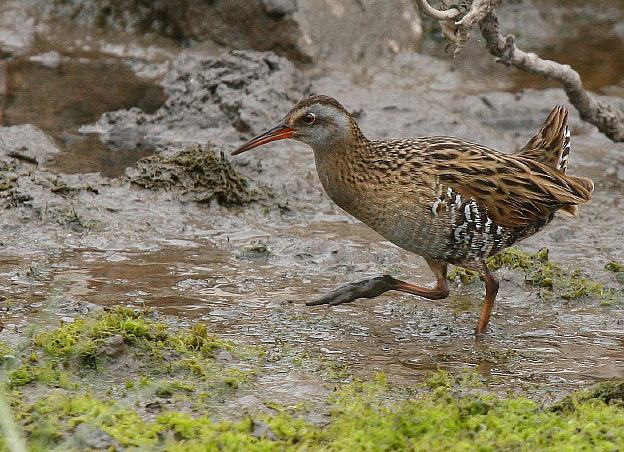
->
left=510, top=23, right=624, bottom=92
left=1, top=55, right=166, bottom=176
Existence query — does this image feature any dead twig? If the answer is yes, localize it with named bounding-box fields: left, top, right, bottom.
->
left=413, top=0, right=624, bottom=142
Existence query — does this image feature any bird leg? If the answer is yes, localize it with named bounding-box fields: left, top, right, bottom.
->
left=474, top=263, right=500, bottom=335
left=307, top=260, right=449, bottom=306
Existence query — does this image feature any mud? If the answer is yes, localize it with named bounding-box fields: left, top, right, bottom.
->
left=126, top=144, right=267, bottom=205
left=0, top=0, right=622, bottom=421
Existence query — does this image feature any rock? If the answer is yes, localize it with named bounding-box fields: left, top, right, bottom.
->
left=251, top=420, right=276, bottom=440
left=615, top=21, right=624, bottom=40
left=98, top=334, right=125, bottom=358
left=294, top=0, right=422, bottom=65
left=69, top=423, right=121, bottom=451
left=125, top=144, right=266, bottom=206
left=83, top=50, right=310, bottom=149
left=237, top=242, right=270, bottom=261
left=29, top=51, right=62, bottom=69
left=0, top=1, right=36, bottom=54
left=35, top=0, right=421, bottom=64
left=215, top=350, right=234, bottom=363
left=0, top=125, right=61, bottom=165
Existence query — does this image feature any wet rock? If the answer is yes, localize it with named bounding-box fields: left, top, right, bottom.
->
left=237, top=242, right=271, bottom=261
left=99, top=334, right=126, bottom=358
left=69, top=423, right=121, bottom=451
left=35, top=0, right=421, bottom=64
left=29, top=50, right=62, bottom=69
left=215, top=350, right=234, bottom=363
left=126, top=144, right=266, bottom=205
left=294, top=0, right=422, bottom=65
left=84, top=50, right=309, bottom=150
left=0, top=1, right=36, bottom=54
left=251, top=419, right=277, bottom=441
left=615, top=21, right=624, bottom=40
left=0, top=125, right=60, bottom=165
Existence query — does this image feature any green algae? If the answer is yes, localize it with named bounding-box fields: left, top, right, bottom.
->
left=606, top=261, right=624, bottom=285
left=4, top=311, right=624, bottom=451
left=551, top=380, right=624, bottom=412
left=127, top=144, right=267, bottom=206
left=448, top=247, right=609, bottom=301
left=605, top=262, right=624, bottom=273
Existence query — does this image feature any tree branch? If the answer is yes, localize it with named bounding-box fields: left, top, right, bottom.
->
left=413, top=0, right=624, bottom=142
left=413, top=0, right=460, bottom=20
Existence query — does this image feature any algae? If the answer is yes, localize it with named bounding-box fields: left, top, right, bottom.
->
left=551, top=380, right=624, bottom=413
left=448, top=247, right=609, bottom=301
left=606, top=261, right=624, bottom=285
left=126, top=144, right=266, bottom=206
left=3, top=310, right=624, bottom=451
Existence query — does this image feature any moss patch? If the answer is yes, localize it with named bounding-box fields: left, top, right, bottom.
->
left=606, top=261, right=624, bottom=285
left=126, top=144, right=266, bottom=205
left=4, top=311, right=624, bottom=450
left=449, top=247, right=610, bottom=300
left=551, top=380, right=624, bottom=413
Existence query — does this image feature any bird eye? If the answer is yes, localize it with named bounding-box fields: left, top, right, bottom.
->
left=302, top=113, right=316, bottom=125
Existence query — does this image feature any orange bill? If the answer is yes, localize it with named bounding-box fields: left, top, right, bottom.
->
left=232, top=123, right=293, bottom=155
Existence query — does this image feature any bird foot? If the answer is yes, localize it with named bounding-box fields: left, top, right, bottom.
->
left=306, top=275, right=397, bottom=306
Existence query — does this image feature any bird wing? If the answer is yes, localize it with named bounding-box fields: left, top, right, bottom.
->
left=421, top=140, right=593, bottom=228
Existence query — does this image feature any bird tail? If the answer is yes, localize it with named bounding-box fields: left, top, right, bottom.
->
left=516, top=106, right=571, bottom=173
left=558, top=173, right=594, bottom=217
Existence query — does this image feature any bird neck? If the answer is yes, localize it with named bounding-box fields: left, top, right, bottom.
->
left=311, top=124, right=374, bottom=213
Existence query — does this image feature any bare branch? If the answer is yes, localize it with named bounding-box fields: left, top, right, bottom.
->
left=479, top=11, right=624, bottom=142
left=413, top=0, right=624, bottom=142
left=413, top=0, right=460, bottom=21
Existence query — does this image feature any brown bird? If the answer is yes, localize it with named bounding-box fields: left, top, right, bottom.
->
left=233, top=96, right=594, bottom=334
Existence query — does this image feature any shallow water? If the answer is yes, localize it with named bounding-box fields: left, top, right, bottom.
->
left=1, top=51, right=165, bottom=176
left=2, top=212, right=620, bottom=395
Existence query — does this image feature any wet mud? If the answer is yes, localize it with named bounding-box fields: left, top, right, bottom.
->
left=0, top=0, right=623, bottom=417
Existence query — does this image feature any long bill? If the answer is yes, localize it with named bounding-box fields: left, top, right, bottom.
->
left=231, top=123, right=293, bottom=155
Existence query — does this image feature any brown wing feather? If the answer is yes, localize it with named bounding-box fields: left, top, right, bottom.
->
left=426, top=143, right=593, bottom=228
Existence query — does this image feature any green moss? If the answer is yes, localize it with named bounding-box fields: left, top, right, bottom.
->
left=223, top=368, right=250, bottom=389
left=171, top=323, right=231, bottom=358
left=0, top=341, right=12, bottom=357
left=33, top=307, right=164, bottom=365
left=605, top=262, right=624, bottom=273
left=152, top=380, right=196, bottom=398
left=606, top=262, right=624, bottom=285
left=551, top=380, right=624, bottom=413
left=8, top=310, right=624, bottom=450
left=8, top=362, right=74, bottom=390
left=449, top=247, right=608, bottom=301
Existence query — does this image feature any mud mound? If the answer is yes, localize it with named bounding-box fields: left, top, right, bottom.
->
left=126, top=144, right=264, bottom=206
left=0, top=157, right=31, bottom=208
left=84, top=50, right=310, bottom=150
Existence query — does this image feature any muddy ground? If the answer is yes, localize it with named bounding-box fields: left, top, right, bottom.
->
left=0, top=0, right=623, bottom=444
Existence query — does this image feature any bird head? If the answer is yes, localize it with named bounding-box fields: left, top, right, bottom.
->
left=232, top=95, right=360, bottom=155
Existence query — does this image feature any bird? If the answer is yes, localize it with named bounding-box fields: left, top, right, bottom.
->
left=232, top=95, right=594, bottom=334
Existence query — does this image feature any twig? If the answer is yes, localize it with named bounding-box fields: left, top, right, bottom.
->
left=413, top=0, right=460, bottom=20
